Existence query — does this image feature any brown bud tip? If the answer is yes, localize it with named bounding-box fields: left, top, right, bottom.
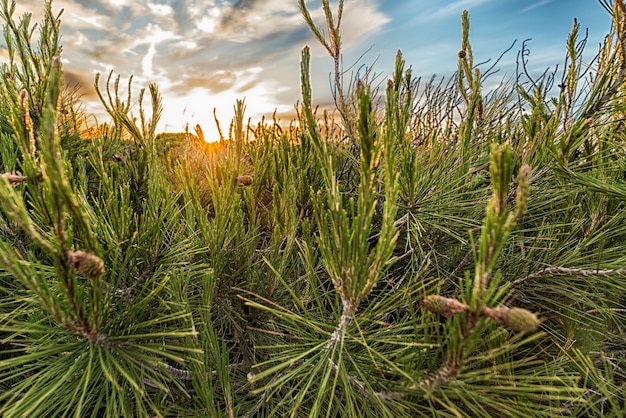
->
left=458, top=50, right=467, bottom=59
left=236, top=175, right=253, bottom=186
left=480, top=306, right=508, bottom=322
left=504, top=307, right=540, bottom=332
left=1, top=172, right=28, bottom=186
left=68, top=250, right=105, bottom=279
left=519, top=164, right=531, bottom=179
left=422, top=295, right=468, bottom=318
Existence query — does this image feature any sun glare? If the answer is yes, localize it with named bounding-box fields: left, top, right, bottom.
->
left=158, top=80, right=294, bottom=144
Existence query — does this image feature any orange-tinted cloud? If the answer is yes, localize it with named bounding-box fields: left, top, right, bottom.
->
left=63, top=68, right=98, bottom=100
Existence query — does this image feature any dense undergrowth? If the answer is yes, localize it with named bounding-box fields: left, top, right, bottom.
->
left=0, top=0, right=624, bottom=416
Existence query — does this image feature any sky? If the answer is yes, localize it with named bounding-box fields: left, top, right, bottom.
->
left=3, top=0, right=613, bottom=141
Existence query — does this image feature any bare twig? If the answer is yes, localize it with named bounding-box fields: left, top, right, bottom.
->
left=114, top=253, right=158, bottom=298
left=154, top=361, right=245, bottom=381
left=512, top=266, right=626, bottom=287
left=375, top=362, right=460, bottom=401
left=449, top=249, right=473, bottom=280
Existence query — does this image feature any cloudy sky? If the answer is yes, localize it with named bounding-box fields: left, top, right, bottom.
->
left=4, top=0, right=612, bottom=140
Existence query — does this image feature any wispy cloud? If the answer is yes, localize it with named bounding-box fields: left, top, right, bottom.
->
left=421, top=0, right=494, bottom=21
left=520, top=0, right=554, bottom=14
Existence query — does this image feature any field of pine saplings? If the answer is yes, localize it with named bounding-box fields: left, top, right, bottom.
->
left=0, top=0, right=624, bottom=416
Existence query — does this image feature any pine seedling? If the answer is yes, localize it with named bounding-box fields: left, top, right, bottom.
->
left=0, top=52, right=102, bottom=336
left=418, top=143, right=535, bottom=391
left=0, top=3, right=204, bottom=416
left=314, top=79, right=399, bottom=347
left=240, top=5, right=405, bottom=412
left=0, top=0, right=62, bottom=137
left=298, top=0, right=348, bottom=126
left=457, top=10, right=485, bottom=154
left=233, top=98, right=247, bottom=158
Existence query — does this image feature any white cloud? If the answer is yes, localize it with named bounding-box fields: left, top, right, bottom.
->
left=176, top=40, right=198, bottom=50
left=103, top=0, right=129, bottom=9
left=197, top=10, right=220, bottom=34
left=142, top=43, right=156, bottom=77
left=140, top=23, right=177, bottom=44
left=65, top=31, right=88, bottom=48
left=12, top=1, right=111, bottom=30
left=147, top=2, right=173, bottom=16
left=340, top=0, right=391, bottom=47
left=73, top=14, right=107, bottom=29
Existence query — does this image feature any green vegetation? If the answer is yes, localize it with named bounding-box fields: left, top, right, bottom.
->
left=0, top=0, right=624, bottom=416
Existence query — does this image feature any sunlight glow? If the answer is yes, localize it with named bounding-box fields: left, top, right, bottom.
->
left=158, top=84, right=293, bottom=143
